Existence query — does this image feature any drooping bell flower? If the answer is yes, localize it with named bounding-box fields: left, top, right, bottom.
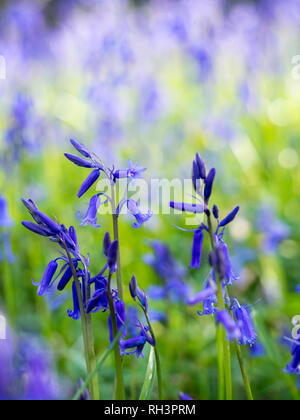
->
left=190, top=228, right=204, bottom=269
left=107, top=240, right=119, bottom=273
left=78, top=194, right=108, bottom=228
left=216, top=310, right=241, bottom=341
left=86, top=278, right=109, bottom=313
left=284, top=335, right=300, bottom=375
left=119, top=329, right=147, bottom=358
left=32, top=260, right=58, bottom=296
left=204, top=168, right=216, bottom=204
left=67, top=281, right=81, bottom=320
left=57, top=261, right=78, bottom=291
left=129, top=275, right=148, bottom=312
left=108, top=299, right=127, bottom=343
left=77, top=169, right=101, bottom=198
left=127, top=199, right=152, bottom=229
left=219, top=206, right=240, bottom=228
left=187, top=281, right=217, bottom=306
left=232, top=303, right=257, bottom=346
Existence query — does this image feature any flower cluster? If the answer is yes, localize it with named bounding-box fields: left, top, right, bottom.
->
left=170, top=153, right=258, bottom=347
left=65, top=139, right=152, bottom=229
left=145, top=240, right=191, bottom=305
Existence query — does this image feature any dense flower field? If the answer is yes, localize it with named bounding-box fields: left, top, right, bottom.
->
left=0, top=0, right=299, bottom=401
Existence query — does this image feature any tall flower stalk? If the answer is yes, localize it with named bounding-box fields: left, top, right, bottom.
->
left=21, top=199, right=100, bottom=400
left=64, top=139, right=154, bottom=399
left=170, top=153, right=255, bottom=400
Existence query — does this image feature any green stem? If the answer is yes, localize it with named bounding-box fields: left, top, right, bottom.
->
left=106, top=271, right=125, bottom=400
left=110, top=182, right=123, bottom=300
left=144, top=311, right=163, bottom=400
left=234, top=341, right=254, bottom=401
left=216, top=324, right=225, bottom=400
left=207, top=212, right=232, bottom=400
left=62, top=241, right=100, bottom=400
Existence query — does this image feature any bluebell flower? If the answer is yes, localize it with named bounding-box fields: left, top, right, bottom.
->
left=108, top=299, right=127, bottom=343
left=127, top=199, right=152, bottom=229
left=284, top=336, right=300, bottom=376
left=67, top=281, right=81, bottom=320
left=296, top=285, right=300, bottom=293
left=190, top=228, right=204, bottom=269
left=77, top=169, right=101, bottom=198
left=119, top=329, right=147, bottom=359
left=187, top=282, right=217, bottom=306
left=232, top=301, right=257, bottom=346
left=32, top=260, right=58, bottom=296
left=87, top=278, right=109, bottom=313
left=130, top=275, right=148, bottom=312
left=204, top=168, right=216, bottom=204
left=178, top=392, right=194, bottom=400
left=248, top=342, right=265, bottom=358
left=77, top=194, right=108, bottom=228
left=113, top=159, right=147, bottom=181
left=216, top=310, right=241, bottom=342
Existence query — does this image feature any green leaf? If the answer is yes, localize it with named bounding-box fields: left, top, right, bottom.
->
left=139, top=346, right=156, bottom=400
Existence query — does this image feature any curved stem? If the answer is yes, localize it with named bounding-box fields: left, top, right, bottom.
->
left=234, top=341, right=254, bottom=401
left=61, top=241, right=100, bottom=400
left=106, top=270, right=125, bottom=400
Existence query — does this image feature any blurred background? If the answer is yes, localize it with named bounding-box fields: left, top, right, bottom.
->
left=0, top=0, right=300, bottom=400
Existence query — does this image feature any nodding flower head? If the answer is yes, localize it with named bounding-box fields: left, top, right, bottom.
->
left=77, top=194, right=108, bottom=228
left=77, top=169, right=101, bottom=198
left=232, top=301, right=257, bottom=346
left=113, top=159, right=147, bottom=181
left=127, top=199, right=152, bottom=229
left=103, top=232, right=112, bottom=257
left=190, top=228, right=204, bottom=269
left=216, top=310, right=241, bottom=342
left=130, top=275, right=148, bottom=312
left=284, top=335, right=300, bottom=375
left=204, top=168, right=216, bottom=204
left=32, top=260, right=58, bottom=296
left=107, top=240, right=119, bottom=273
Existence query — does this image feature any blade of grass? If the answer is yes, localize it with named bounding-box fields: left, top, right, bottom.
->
left=139, top=346, right=156, bottom=400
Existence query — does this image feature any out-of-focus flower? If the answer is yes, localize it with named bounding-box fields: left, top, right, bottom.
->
left=126, top=199, right=152, bottom=229
left=178, top=391, right=194, bottom=400
left=216, top=310, right=241, bottom=342
left=0, top=330, right=62, bottom=400
left=257, top=205, right=290, bottom=254
left=284, top=335, right=300, bottom=376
